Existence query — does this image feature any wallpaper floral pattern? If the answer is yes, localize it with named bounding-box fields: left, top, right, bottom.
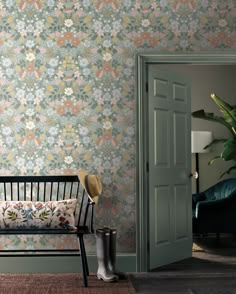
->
left=0, top=0, right=236, bottom=253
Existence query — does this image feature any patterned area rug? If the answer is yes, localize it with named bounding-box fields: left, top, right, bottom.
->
left=0, top=273, right=136, bottom=294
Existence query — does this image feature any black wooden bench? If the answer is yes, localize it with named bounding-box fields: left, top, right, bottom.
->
left=0, top=175, right=95, bottom=287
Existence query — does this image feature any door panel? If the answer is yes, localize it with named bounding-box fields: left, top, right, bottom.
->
left=173, top=82, right=188, bottom=103
left=154, top=185, right=171, bottom=245
left=148, top=66, right=192, bottom=270
left=174, top=112, right=187, bottom=165
left=154, top=78, right=168, bottom=99
left=154, top=109, right=170, bottom=166
left=175, top=185, right=188, bottom=239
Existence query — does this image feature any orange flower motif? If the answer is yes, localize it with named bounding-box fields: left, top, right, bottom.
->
left=226, top=38, right=233, bottom=46
left=133, top=38, right=143, bottom=46
left=26, top=63, right=35, bottom=72
left=72, top=38, right=80, bottom=46
left=173, top=0, right=195, bottom=9
left=211, top=38, right=219, bottom=46
left=19, top=0, right=41, bottom=9
left=103, top=132, right=112, bottom=140
left=65, top=76, right=73, bottom=82
left=71, top=106, right=80, bottom=114
left=26, top=132, right=35, bottom=140
left=218, top=32, right=226, bottom=40
left=64, top=32, right=73, bottom=40
left=65, top=8, right=73, bottom=13
left=96, top=69, right=103, bottom=78
left=64, top=100, right=73, bottom=108
left=141, top=32, right=150, bottom=40
left=149, top=38, right=157, bottom=46
left=56, top=106, right=65, bottom=115
left=19, top=70, right=26, bottom=79
left=57, top=38, right=66, bottom=46
left=96, top=0, right=120, bottom=9
left=35, top=138, right=41, bottom=146
left=103, top=63, right=112, bottom=72
left=65, top=144, right=73, bottom=150
left=64, top=168, right=73, bottom=175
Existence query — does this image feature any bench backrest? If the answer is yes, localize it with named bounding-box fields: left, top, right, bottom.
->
left=0, top=175, right=95, bottom=234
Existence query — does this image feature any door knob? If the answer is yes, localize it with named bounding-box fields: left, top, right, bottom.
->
left=190, top=172, right=198, bottom=179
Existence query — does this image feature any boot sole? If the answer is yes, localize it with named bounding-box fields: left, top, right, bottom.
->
left=97, top=275, right=118, bottom=283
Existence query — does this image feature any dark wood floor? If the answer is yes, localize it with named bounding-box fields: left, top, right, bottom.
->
left=130, top=236, right=236, bottom=294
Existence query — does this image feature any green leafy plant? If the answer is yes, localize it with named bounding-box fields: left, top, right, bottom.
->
left=192, top=93, right=236, bottom=178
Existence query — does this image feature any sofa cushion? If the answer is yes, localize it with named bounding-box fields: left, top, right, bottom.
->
left=204, top=179, right=236, bottom=200
left=0, top=199, right=78, bottom=230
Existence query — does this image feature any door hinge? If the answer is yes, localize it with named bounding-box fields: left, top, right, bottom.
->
left=146, top=82, right=148, bottom=92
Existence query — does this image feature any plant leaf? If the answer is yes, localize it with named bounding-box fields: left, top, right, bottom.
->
left=221, top=138, right=236, bottom=161
left=193, top=93, right=236, bottom=179
left=39, top=211, right=49, bottom=221
left=7, top=211, right=17, bottom=221
left=211, top=94, right=236, bottom=128
left=208, top=156, right=221, bottom=165
left=219, top=166, right=236, bottom=178
left=204, top=138, right=227, bottom=150
left=211, top=93, right=233, bottom=112
left=192, top=110, right=235, bottom=135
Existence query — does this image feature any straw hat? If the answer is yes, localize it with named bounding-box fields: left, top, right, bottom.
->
left=78, top=169, right=102, bottom=204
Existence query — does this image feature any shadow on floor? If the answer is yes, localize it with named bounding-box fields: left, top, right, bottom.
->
left=130, top=235, right=236, bottom=293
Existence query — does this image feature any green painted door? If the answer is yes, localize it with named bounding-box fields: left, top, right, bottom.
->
left=147, top=65, right=192, bottom=270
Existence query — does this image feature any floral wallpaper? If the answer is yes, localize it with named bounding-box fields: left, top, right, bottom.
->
left=0, top=0, right=235, bottom=253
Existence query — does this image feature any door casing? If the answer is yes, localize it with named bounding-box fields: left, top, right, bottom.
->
left=135, top=51, right=236, bottom=272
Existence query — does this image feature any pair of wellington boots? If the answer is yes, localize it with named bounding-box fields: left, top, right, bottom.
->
left=96, top=227, right=125, bottom=282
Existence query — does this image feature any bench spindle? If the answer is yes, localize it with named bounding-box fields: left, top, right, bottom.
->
left=24, top=182, right=26, bottom=200
left=17, top=182, right=20, bottom=201
left=50, top=182, right=53, bottom=201
left=56, top=182, right=60, bottom=200
left=70, top=182, right=73, bottom=198
left=43, top=182, right=46, bottom=202
left=10, top=182, right=13, bottom=201
left=63, top=182, right=66, bottom=200
left=3, top=182, right=6, bottom=201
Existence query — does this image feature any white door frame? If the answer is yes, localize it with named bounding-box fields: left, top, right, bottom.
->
left=135, top=51, right=236, bottom=272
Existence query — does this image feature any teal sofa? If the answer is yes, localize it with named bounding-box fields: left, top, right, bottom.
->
left=192, top=178, right=236, bottom=234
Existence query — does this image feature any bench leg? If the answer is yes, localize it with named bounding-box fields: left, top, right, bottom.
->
left=81, top=237, right=89, bottom=276
left=78, top=235, right=88, bottom=287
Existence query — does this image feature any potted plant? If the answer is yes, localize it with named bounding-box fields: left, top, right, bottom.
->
left=192, top=93, right=236, bottom=178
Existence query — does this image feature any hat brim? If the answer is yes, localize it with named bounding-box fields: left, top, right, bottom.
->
left=78, top=169, right=89, bottom=192
left=78, top=170, right=102, bottom=205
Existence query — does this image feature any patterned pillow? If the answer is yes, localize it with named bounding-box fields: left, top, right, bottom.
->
left=0, top=199, right=78, bottom=230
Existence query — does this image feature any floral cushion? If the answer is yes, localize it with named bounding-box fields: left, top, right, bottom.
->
left=0, top=199, right=78, bottom=230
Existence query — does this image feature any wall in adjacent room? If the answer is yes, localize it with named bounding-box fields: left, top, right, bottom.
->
left=159, top=64, right=236, bottom=193
left=191, top=65, right=236, bottom=192
left=0, top=0, right=236, bottom=253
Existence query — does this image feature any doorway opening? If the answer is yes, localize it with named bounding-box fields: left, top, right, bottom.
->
left=136, top=52, right=236, bottom=272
